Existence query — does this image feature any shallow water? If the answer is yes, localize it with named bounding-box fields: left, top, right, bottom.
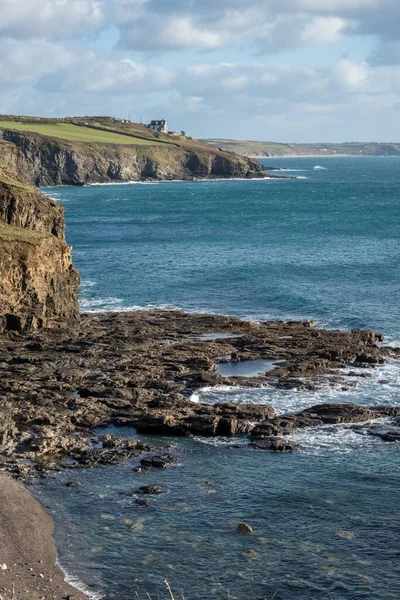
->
left=216, top=359, right=276, bottom=377
left=39, top=157, right=400, bottom=599
left=36, top=430, right=400, bottom=600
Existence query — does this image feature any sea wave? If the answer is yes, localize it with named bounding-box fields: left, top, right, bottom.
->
left=288, top=419, right=388, bottom=454
left=191, top=361, right=400, bottom=414
left=56, top=559, right=103, bottom=600
left=314, top=165, right=327, bottom=170
left=86, top=176, right=288, bottom=187
left=79, top=296, right=123, bottom=310
left=79, top=297, right=182, bottom=313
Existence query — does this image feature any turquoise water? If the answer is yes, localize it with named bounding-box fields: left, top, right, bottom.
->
left=47, top=156, right=400, bottom=338
left=39, top=157, right=400, bottom=600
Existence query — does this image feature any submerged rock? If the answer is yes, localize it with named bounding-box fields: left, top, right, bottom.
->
left=135, top=498, right=152, bottom=507
left=237, top=523, right=253, bottom=534
left=140, top=454, right=177, bottom=470
left=137, top=485, right=164, bottom=495
left=251, top=436, right=298, bottom=452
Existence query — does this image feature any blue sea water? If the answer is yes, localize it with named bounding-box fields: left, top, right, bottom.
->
left=46, top=156, right=400, bottom=338
left=38, top=157, right=400, bottom=600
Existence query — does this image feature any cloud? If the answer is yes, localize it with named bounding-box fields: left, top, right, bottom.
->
left=118, top=15, right=226, bottom=51
left=0, top=0, right=400, bottom=141
left=370, top=40, right=400, bottom=65
left=0, top=39, right=73, bottom=86
left=113, top=0, right=400, bottom=54
left=0, top=0, right=104, bottom=40
left=257, top=15, right=347, bottom=53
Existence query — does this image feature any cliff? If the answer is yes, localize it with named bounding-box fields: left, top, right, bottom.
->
left=0, top=142, right=79, bottom=331
left=0, top=124, right=264, bottom=186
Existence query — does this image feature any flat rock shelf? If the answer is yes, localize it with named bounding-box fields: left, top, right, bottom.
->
left=0, top=310, right=399, bottom=479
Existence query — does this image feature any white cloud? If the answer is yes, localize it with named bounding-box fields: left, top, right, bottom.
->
left=0, top=0, right=400, bottom=141
left=119, top=15, right=226, bottom=50
left=112, top=0, right=400, bottom=54
left=0, top=39, right=73, bottom=86
left=333, top=60, right=369, bottom=90
left=0, top=0, right=104, bottom=39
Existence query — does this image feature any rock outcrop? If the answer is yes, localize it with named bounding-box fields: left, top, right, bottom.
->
left=1, top=129, right=265, bottom=186
left=0, top=310, right=399, bottom=478
left=0, top=142, right=79, bottom=331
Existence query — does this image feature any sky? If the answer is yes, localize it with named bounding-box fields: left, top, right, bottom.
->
left=0, top=0, right=400, bottom=142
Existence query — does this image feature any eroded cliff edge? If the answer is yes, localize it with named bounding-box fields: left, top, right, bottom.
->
left=0, top=141, right=79, bottom=331
left=1, top=128, right=264, bottom=186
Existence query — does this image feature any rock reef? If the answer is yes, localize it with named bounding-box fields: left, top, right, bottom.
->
left=1, top=311, right=399, bottom=478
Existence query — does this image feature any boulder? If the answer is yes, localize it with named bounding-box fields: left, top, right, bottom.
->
left=237, top=523, right=253, bottom=534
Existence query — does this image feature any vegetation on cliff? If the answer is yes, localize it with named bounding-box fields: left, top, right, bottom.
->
left=0, top=142, right=79, bottom=331
left=0, top=116, right=264, bottom=186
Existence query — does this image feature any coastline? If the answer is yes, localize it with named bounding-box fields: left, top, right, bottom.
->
left=1, top=310, right=399, bottom=599
left=0, top=473, right=89, bottom=600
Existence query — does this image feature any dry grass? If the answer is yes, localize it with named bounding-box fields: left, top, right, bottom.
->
left=0, top=222, right=49, bottom=243
left=131, top=580, right=279, bottom=600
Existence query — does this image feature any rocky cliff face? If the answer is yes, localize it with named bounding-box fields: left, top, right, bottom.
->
left=0, top=142, right=79, bottom=331
left=1, top=129, right=263, bottom=186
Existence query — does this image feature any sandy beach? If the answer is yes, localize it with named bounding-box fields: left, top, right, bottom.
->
left=0, top=474, right=87, bottom=600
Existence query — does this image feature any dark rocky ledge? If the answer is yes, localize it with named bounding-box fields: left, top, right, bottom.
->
left=1, top=311, right=399, bottom=478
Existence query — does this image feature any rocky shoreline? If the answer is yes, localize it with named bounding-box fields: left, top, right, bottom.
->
left=1, top=310, right=399, bottom=480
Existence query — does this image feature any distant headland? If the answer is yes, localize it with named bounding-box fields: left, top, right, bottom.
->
left=203, top=138, right=400, bottom=158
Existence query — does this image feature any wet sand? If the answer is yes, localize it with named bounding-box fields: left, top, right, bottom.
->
left=0, top=474, right=88, bottom=600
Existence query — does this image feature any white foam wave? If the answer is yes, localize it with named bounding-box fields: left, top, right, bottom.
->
left=57, top=559, right=103, bottom=599
left=79, top=297, right=123, bottom=310
left=79, top=297, right=182, bottom=313
left=288, top=420, right=387, bottom=454
left=196, top=436, right=249, bottom=447
left=191, top=361, right=400, bottom=415
left=42, top=193, right=67, bottom=202
left=80, top=280, right=97, bottom=289
left=86, top=176, right=288, bottom=188
left=190, top=385, right=235, bottom=403
left=296, top=176, right=308, bottom=179
left=278, top=169, right=307, bottom=172
left=314, top=165, right=327, bottom=170
left=385, top=339, right=400, bottom=348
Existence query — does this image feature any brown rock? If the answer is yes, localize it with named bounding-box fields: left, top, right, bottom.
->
left=237, top=523, right=253, bottom=534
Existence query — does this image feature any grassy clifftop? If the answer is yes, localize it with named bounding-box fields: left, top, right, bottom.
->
left=0, top=121, right=158, bottom=145
left=0, top=116, right=263, bottom=185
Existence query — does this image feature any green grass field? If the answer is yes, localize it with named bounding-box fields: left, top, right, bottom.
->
left=0, top=122, right=158, bottom=145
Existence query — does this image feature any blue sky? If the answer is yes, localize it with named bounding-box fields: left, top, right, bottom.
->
left=0, top=0, right=399, bottom=142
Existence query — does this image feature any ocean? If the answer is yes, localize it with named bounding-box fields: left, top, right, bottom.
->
left=38, top=156, right=400, bottom=600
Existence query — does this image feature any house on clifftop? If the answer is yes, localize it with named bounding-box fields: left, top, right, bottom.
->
left=148, top=119, right=168, bottom=134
